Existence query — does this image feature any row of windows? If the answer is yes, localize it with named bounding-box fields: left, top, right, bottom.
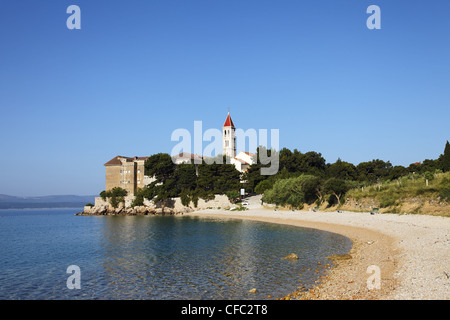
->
left=120, top=170, right=142, bottom=174
left=225, top=140, right=236, bottom=147
left=119, top=180, right=142, bottom=184
left=223, top=129, right=234, bottom=136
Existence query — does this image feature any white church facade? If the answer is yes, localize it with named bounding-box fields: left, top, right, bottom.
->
left=222, top=112, right=255, bottom=172
left=174, top=112, right=255, bottom=172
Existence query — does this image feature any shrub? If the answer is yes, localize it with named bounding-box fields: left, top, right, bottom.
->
left=379, top=194, right=397, bottom=208
left=254, top=179, right=275, bottom=194
left=100, top=190, right=107, bottom=201
left=131, top=195, right=144, bottom=207
left=101, top=187, right=128, bottom=208
left=226, top=190, right=240, bottom=203
left=263, top=177, right=305, bottom=209
left=180, top=189, right=191, bottom=207
left=424, top=171, right=435, bottom=181
left=439, top=177, right=450, bottom=201
left=191, top=194, right=199, bottom=208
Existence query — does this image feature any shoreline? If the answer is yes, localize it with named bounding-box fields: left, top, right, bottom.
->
left=186, top=208, right=450, bottom=300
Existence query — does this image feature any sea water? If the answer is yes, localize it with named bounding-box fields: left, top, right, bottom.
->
left=0, top=208, right=351, bottom=300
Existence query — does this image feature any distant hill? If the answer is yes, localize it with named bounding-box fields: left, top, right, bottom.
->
left=0, top=194, right=97, bottom=209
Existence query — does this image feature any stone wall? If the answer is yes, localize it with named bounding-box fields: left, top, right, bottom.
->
left=83, top=194, right=232, bottom=215
left=171, top=194, right=232, bottom=212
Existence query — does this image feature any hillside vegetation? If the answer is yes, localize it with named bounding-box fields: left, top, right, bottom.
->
left=99, top=141, right=450, bottom=216
left=248, top=141, right=450, bottom=217
left=341, top=172, right=450, bottom=216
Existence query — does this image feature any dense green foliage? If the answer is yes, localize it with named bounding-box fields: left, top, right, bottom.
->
left=245, top=141, right=449, bottom=209
left=101, top=141, right=449, bottom=211
left=263, top=175, right=320, bottom=209
left=137, top=153, right=242, bottom=209
left=100, top=187, right=128, bottom=208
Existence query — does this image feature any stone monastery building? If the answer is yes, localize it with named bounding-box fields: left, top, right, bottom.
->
left=104, top=112, right=255, bottom=195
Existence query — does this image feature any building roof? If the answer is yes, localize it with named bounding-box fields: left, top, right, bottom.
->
left=175, top=152, right=203, bottom=159
left=223, top=112, right=235, bottom=128
left=233, top=157, right=249, bottom=164
left=242, top=152, right=255, bottom=156
left=104, top=155, right=148, bottom=166
left=173, top=152, right=203, bottom=162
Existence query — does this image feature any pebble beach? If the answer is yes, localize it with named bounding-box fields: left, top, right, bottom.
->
left=188, top=202, right=450, bottom=300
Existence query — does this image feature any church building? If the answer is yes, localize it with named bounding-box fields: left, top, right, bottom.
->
left=222, top=111, right=255, bottom=171
left=103, top=112, right=254, bottom=195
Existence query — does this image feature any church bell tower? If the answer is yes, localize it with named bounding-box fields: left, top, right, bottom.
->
left=222, top=112, right=236, bottom=159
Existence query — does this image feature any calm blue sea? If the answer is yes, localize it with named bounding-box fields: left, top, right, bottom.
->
left=0, top=208, right=352, bottom=300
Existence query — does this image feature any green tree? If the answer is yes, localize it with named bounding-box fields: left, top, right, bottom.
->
left=263, top=177, right=305, bottom=209
left=196, top=162, right=218, bottom=194
left=196, top=160, right=241, bottom=197
left=254, top=178, right=275, bottom=194
left=244, top=163, right=268, bottom=192
left=145, top=179, right=178, bottom=211
left=300, top=151, right=327, bottom=176
left=298, top=175, right=322, bottom=204
left=174, top=163, right=197, bottom=193
left=226, top=190, right=240, bottom=203
left=421, top=159, right=440, bottom=173
left=216, top=163, right=241, bottom=193
left=279, top=148, right=297, bottom=172
left=144, top=153, right=176, bottom=184
left=387, top=165, right=407, bottom=180
left=327, top=158, right=357, bottom=180
left=442, top=141, right=450, bottom=173
left=356, top=159, right=392, bottom=182
left=101, top=187, right=128, bottom=208
left=144, top=153, right=177, bottom=211
left=180, top=188, right=192, bottom=207
left=323, top=178, right=350, bottom=205
left=131, top=188, right=145, bottom=207
left=262, top=175, right=322, bottom=208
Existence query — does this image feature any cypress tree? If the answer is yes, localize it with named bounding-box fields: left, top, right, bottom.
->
left=442, top=140, right=450, bottom=172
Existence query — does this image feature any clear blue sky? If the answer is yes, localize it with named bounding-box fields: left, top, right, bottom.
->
left=1, top=0, right=449, bottom=196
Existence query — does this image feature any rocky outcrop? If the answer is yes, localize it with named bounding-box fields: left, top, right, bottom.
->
left=76, top=204, right=180, bottom=216
left=76, top=194, right=233, bottom=216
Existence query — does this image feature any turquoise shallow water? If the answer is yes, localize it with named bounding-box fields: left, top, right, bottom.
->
left=0, top=208, right=351, bottom=300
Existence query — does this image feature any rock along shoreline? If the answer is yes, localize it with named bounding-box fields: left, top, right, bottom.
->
left=76, top=205, right=184, bottom=216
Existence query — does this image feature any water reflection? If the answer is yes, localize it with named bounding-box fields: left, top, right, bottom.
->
left=96, top=215, right=352, bottom=300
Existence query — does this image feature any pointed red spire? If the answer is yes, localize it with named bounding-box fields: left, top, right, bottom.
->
left=223, top=112, right=235, bottom=128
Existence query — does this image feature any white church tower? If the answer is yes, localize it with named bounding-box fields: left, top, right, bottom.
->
left=222, top=112, right=236, bottom=159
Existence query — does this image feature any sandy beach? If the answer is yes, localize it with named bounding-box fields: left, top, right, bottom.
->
left=187, top=199, right=450, bottom=300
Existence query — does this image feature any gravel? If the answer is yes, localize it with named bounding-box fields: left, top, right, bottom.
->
left=189, top=200, right=450, bottom=300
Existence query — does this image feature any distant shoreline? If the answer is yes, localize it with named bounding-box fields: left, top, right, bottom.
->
left=187, top=208, right=450, bottom=300
left=0, top=206, right=84, bottom=210
left=0, top=203, right=87, bottom=210
left=0, top=194, right=96, bottom=210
